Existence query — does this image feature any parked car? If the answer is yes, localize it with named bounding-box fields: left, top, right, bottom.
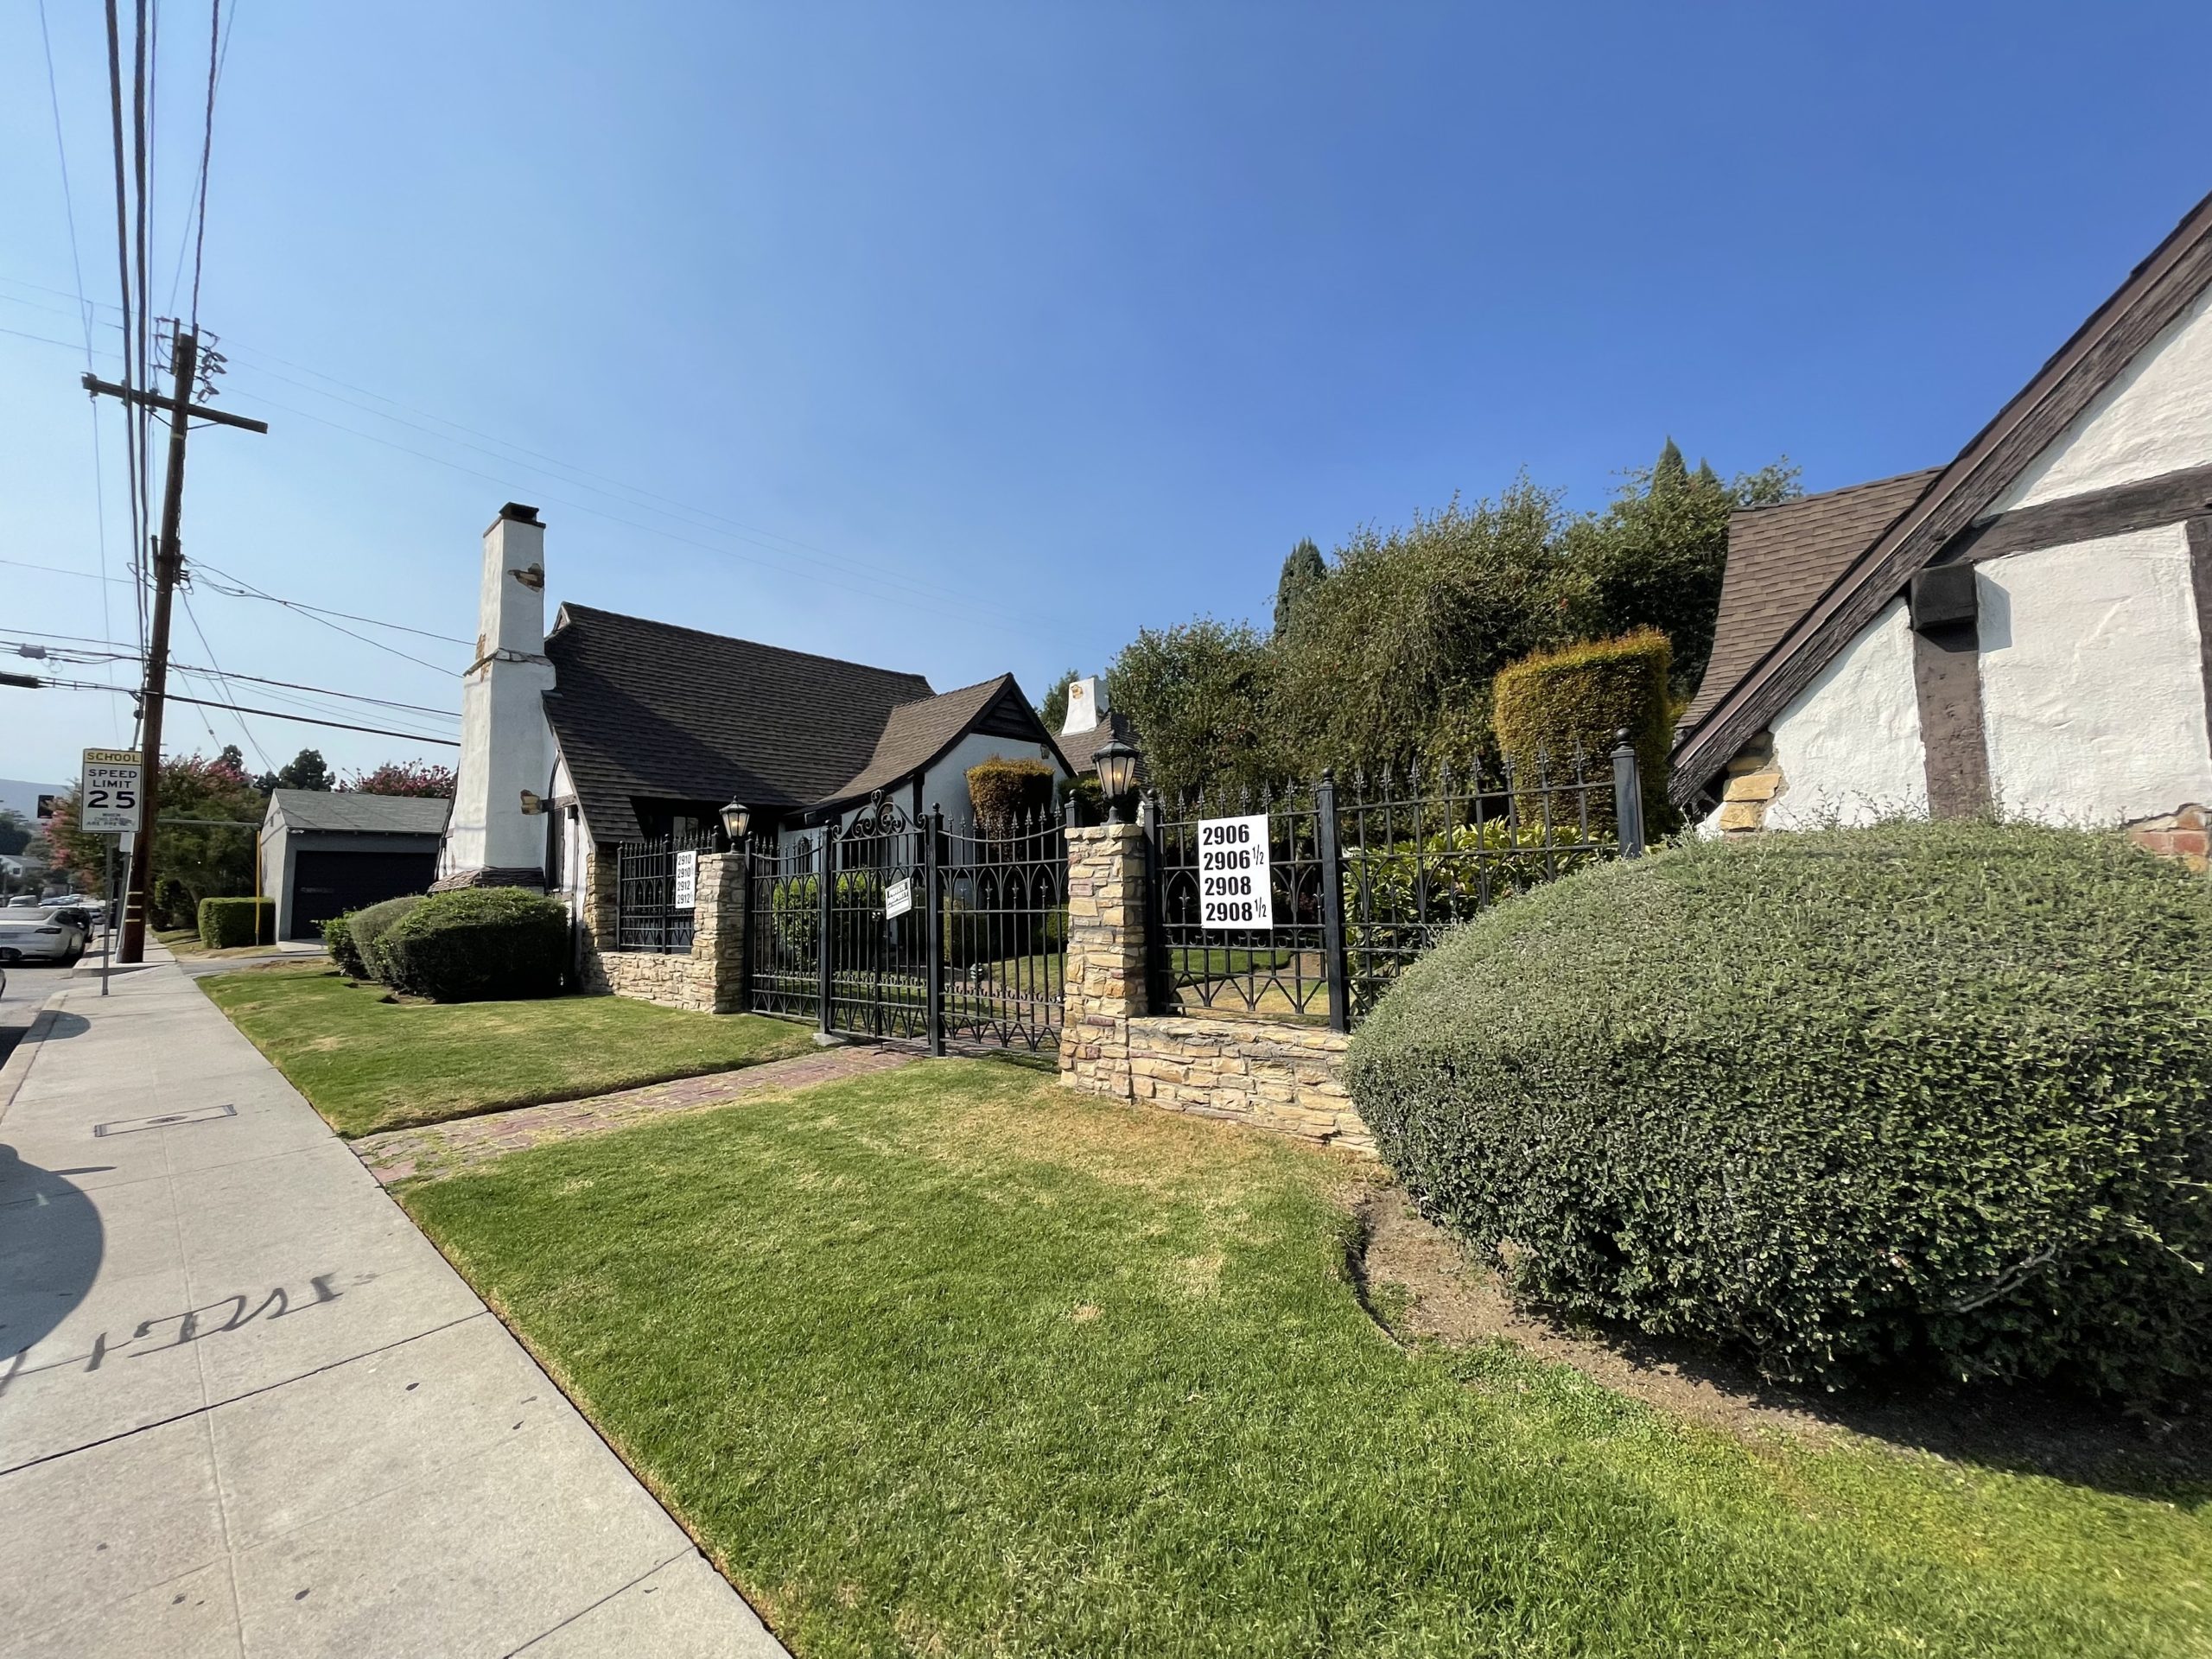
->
left=40, top=899, right=100, bottom=935
left=0, top=916, right=86, bottom=963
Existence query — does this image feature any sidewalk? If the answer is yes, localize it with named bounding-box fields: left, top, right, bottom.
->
left=0, top=951, right=786, bottom=1658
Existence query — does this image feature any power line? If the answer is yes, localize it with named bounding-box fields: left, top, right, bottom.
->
left=187, top=0, right=220, bottom=327
left=23, top=676, right=461, bottom=746
left=189, top=561, right=471, bottom=644
left=189, top=563, right=464, bottom=674
left=35, top=0, right=124, bottom=743
left=179, top=587, right=272, bottom=771
left=101, top=0, right=148, bottom=658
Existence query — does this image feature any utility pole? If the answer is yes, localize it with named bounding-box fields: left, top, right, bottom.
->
left=83, top=322, right=268, bottom=962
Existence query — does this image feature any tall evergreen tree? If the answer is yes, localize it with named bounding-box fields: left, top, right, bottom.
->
left=1272, top=538, right=1329, bottom=636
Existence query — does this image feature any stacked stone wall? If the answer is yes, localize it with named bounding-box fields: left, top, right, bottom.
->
left=1059, top=820, right=1368, bottom=1154
left=581, top=847, right=747, bottom=1013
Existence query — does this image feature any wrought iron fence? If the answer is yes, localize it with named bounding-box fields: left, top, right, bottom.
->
left=941, top=809, right=1066, bottom=1052
left=747, top=832, right=820, bottom=1022
left=1148, top=738, right=1643, bottom=1031
left=613, top=829, right=715, bottom=953
left=741, top=794, right=1067, bottom=1054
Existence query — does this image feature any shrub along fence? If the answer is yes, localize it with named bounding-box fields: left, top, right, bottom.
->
left=1147, top=738, right=1646, bottom=1032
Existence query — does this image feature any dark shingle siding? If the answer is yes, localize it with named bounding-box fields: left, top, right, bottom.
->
left=1681, top=468, right=1942, bottom=732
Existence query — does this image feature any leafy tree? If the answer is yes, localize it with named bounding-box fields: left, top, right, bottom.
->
left=1271, top=538, right=1328, bottom=637
left=257, top=747, right=334, bottom=794
left=1271, top=479, right=1574, bottom=779
left=1559, top=441, right=1799, bottom=697
left=346, top=760, right=457, bottom=798
left=1106, top=619, right=1276, bottom=804
left=47, top=750, right=263, bottom=905
left=0, top=807, right=30, bottom=856
left=1034, top=670, right=1083, bottom=734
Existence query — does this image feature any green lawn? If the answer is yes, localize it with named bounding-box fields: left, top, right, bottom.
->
left=399, top=1059, right=2211, bottom=1657
left=200, top=962, right=815, bottom=1136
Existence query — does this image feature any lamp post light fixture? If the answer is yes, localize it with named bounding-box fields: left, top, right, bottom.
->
left=1093, top=738, right=1141, bottom=823
left=719, top=799, right=752, bottom=848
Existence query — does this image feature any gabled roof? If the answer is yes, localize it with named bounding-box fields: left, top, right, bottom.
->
left=1672, top=187, right=2212, bottom=807
left=264, top=789, right=451, bottom=835
left=544, top=604, right=934, bottom=842
left=1681, top=468, right=1941, bottom=729
left=817, top=675, right=1066, bottom=810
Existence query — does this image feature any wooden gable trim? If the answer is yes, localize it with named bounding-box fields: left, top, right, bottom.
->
left=1672, top=189, right=2212, bottom=808
left=1940, top=461, right=2212, bottom=565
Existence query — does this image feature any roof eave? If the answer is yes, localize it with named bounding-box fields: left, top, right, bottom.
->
left=1669, top=187, right=2212, bottom=809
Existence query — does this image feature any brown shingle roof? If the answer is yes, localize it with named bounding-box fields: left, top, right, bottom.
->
left=1681, top=468, right=1941, bottom=729
left=820, top=676, right=1016, bottom=807
left=543, top=604, right=933, bottom=842
left=1057, top=709, right=1137, bottom=773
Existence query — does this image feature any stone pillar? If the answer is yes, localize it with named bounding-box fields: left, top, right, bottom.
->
left=582, top=846, right=751, bottom=1013
left=1059, top=822, right=1147, bottom=1098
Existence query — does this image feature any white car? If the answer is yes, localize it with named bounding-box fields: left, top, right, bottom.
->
left=0, top=916, right=86, bottom=963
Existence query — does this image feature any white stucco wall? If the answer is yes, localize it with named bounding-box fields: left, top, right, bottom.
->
left=1761, top=600, right=1929, bottom=829
left=439, top=512, right=555, bottom=880
left=1992, top=284, right=2212, bottom=512
left=1975, top=525, right=2212, bottom=824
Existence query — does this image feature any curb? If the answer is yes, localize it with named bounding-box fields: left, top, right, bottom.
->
left=0, top=992, right=70, bottom=1126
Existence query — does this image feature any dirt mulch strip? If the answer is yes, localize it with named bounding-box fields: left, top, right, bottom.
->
left=1359, top=1184, right=2212, bottom=1493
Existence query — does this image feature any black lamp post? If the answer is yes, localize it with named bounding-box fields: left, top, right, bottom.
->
left=1094, top=738, right=1141, bottom=824
left=719, top=799, right=752, bottom=850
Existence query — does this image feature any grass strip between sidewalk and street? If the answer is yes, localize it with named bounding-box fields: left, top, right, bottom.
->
left=398, top=1058, right=2212, bottom=1658
left=199, top=960, right=816, bottom=1137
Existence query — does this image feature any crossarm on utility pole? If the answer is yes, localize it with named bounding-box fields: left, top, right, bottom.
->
left=81, top=326, right=268, bottom=962
left=79, top=372, right=269, bottom=432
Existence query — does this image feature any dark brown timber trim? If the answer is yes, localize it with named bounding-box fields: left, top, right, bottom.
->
left=1942, top=463, right=2212, bottom=564
left=1912, top=619, right=1992, bottom=817
left=1671, top=189, right=2212, bottom=808
left=2191, top=517, right=2212, bottom=754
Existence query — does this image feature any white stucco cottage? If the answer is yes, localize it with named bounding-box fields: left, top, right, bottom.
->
left=1675, top=188, right=2212, bottom=862
left=436, top=503, right=1071, bottom=993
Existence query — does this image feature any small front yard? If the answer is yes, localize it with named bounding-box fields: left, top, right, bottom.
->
left=200, top=962, right=815, bottom=1136
left=399, top=1059, right=2212, bottom=1657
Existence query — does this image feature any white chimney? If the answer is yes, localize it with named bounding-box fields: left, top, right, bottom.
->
left=1061, top=675, right=1108, bottom=736
left=437, top=503, right=556, bottom=886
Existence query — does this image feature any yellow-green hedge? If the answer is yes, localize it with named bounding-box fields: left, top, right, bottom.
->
left=1491, top=629, right=1672, bottom=832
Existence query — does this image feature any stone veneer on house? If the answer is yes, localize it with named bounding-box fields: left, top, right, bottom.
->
left=1059, top=823, right=1371, bottom=1154
left=581, top=846, right=747, bottom=1013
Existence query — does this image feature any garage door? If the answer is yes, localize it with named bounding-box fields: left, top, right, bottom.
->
left=290, top=850, right=439, bottom=938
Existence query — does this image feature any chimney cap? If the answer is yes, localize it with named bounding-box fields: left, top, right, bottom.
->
left=498, top=502, right=543, bottom=525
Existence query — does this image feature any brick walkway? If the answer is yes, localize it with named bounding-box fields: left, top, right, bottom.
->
left=352, top=1044, right=916, bottom=1185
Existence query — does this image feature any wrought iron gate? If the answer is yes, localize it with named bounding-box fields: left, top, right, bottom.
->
left=745, top=795, right=1066, bottom=1055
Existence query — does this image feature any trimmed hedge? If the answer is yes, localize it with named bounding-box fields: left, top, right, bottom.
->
left=967, top=757, right=1056, bottom=833
left=375, top=887, right=567, bottom=1002
left=1491, top=629, right=1672, bottom=834
left=198, top=896, right=273, bottom=950
left=346, top=893, right=422, bottom=982
left=323, top=912, right=369, bottom=978
left=1344, top=819, right=2212, bottom=1402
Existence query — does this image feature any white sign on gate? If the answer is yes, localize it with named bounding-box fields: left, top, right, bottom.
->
left=1197, top=813, right=1274, bottom=931
left=672, top=849, right=698, bottom=910
left=883, top=876, right=915, bottom=920
left=79, top=747, right=144, bottom=834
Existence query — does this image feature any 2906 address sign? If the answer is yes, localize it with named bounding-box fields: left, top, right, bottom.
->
left=1198, top=813, right=1274, bottom=931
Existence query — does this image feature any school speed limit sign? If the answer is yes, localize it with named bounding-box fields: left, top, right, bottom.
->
left=79, top=747, right=144, bottom=833
left=1197, top=812, right=1274, bottom=931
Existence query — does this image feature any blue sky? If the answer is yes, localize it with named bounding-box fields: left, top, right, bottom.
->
left=3, top=1, right=2210, bottom=786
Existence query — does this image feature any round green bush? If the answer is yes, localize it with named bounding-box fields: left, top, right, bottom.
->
left=322, top=912, right=368, bottom=979
left=346, top=893, right=423, bottom=984
left=1343, top=819, right=2212, bottom=1401
left=376, top=887, right=568, bottom=1001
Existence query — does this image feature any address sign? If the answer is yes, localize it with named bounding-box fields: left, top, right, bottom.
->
left=1197, top=813, right=1274, bottom=931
